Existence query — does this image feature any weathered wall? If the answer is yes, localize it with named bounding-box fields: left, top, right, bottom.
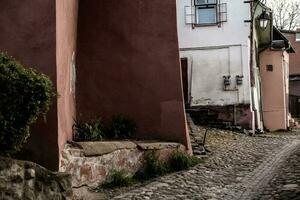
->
left=56, top=0, right=78, bottom=165
left=176, top=0, right=262, bottom=130
left=283, top=30, right=300, bottom=118
left=250, top=3, right=273, bottom=131
left=0, top=0, right=58, bottom=169
left=180, top=46, right=250, bottom=106
left=60, top=141, right=185, bottom=187
left=0, top=157, right=72, bottom=200
left=290, top=81, right=300, bottom=96
left=260, top=49, right=289, bottom=131
left=177, top=0, right=252, bottom=107
left=283, top=30, right=300, bottom=75
left=176, top=0, right=251, bottom=48
left=75, top=0, right=190, bottom=148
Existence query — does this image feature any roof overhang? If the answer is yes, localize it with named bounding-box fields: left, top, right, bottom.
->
left=272, top=26, right=296, bottom=53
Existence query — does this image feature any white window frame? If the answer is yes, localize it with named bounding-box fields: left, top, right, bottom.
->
left=184, top=1, right=227, bottom=27
left=195, top=0, right=218, bottom=26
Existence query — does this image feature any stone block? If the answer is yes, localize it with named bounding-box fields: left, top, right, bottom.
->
left=0, top=177, right=6, bottom=189
left=0, top=157, right=72, bottom=200
left=23, top=188, right=35, bottom=200
left=60, top=141, right=186, bottom=188
left=25, top=179, right=35, bottom=189
left=136, top=141, right=183, bottom=150
left=77, top=141, right=137, bottom=156
left=69, top=148, right=83, bottom=157
left=113, top=141, right=137, bottom=149
left=25, top=169, right=35, bottom=180
left=54, top=172, right=72, bottom=192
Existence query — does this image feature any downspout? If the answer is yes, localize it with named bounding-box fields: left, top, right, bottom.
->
left=249, top=0, right=262, bottom=132
left=250, top=1, right=254, bottom=87
left=249, top=1, right=256, bottom=133
left=249, top=0, right=260, bottom=86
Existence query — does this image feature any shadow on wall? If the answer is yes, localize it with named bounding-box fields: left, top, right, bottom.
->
left=75, top=0, right=190, bottom=148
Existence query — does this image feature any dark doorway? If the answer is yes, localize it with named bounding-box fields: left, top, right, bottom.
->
left=289, top=95, right=300, bottom=117
left=180, top=58, right=189, bottom=106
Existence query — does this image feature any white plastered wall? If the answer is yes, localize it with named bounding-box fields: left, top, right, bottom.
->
left=177, top=0, right=252, bottom=107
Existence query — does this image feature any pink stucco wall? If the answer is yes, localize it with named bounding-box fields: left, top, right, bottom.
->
left=0, top=0, right=58, bottom=170
left=56, top=0, right=78, bottom=164
left=75, top=0, right=191, bottom=150
left=0, top=1, right=192, bottom=170
left=260, top=49, right=289, bottom=131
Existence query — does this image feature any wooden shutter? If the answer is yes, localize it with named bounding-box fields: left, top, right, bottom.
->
left=185, top=6, right=195, bottom=24
left=217, top=3, right=227, bottom=24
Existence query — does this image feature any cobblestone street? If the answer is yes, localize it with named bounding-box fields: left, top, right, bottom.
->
left=105, top=128, right=300, bottom=200
left=255, top=138, right=300, bottom=200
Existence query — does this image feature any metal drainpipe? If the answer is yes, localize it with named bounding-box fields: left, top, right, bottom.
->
left=249, top=0, right=262, bottom=134
left=250, top=1, right=255, bottom=87
left=233, top=105, right=237, bottom=126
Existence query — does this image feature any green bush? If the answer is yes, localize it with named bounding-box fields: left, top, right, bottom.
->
left=169, top=150, right=202, bottom=171
left=0, top=53, right=55, bottom=155
left=134, top=151, right=169, bottom=181
left=102, top=170, right=133, bottom=188
left=135, top=150, right=202, bottom=181
left=107, top=114, right=137, bottom=139
left=73, top=118, right=105, bottom=141
left=99, top=151, right=204, bottom=189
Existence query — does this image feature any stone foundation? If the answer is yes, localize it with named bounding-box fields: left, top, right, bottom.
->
left=0, top=156, right=72, bottom=200
left=188, top=104, right=252, bottom=129
left=60, top=141, right=185, bottom=187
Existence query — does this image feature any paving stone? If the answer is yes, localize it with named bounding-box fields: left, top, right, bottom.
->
left=254, top=144, right=300, bottom=200
left=282, top=184, right=298, bottom=190
left=94, top=128, right=300, bottom=200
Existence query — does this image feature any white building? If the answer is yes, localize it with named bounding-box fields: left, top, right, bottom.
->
left=176, top=0, right=272, bottom=131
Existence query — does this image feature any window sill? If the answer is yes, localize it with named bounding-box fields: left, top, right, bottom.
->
left=193, top=23, right=218, bottom=28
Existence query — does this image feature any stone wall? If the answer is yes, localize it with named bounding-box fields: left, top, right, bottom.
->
left=0, top=156, right=72, bottom=200
left=60, top=141, right=185, bottom=188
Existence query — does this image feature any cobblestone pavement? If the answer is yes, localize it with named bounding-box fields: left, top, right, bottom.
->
left=254, top=140, right=300, bottom=200
left=107, top=128, right=300, bottom=200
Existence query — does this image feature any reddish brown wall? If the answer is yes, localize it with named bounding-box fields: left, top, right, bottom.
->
left=0, top=0, right=58, bottom=169
left=76, top=0, right=190, bottom=148
left=56, top=0, right=78, bottom=165
left=284, top=31, right=300, bottom=75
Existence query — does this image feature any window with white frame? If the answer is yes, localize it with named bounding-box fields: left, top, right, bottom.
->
left=195, top=0, right=217, bottom=25
left=184, top=0, right=227, bottom=26
left=296, top=33, right=300, bottom=42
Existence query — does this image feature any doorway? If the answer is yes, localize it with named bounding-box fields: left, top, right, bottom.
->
left=180, top=58, right=189, bottom=106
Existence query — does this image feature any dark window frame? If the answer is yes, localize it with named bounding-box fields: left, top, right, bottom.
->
left=267, top=65, right=273, bottom=72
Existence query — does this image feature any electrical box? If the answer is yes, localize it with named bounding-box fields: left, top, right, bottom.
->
left=236, top=75, right=244, bottom=85
left=223, top=75, right=231, bottom=86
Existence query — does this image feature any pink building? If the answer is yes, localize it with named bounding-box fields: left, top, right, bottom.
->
left=0, top=0, right=191, bottom=170
left=282, top=29, right=300, bottom=118
left=260, top=28, right=295, bottom=131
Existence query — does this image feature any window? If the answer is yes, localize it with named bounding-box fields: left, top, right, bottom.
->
left=266, top=65, right=273, bottom=72
left=184, top=1, right=227, bottom=26
left=296, top=33, right=300, bottom=42
left=195, top=0, right=217, bottom=25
